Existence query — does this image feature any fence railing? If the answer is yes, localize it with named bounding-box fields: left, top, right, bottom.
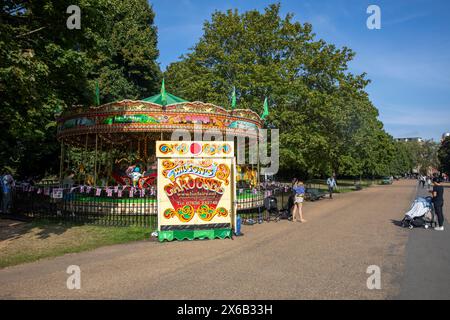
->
left=10, top=180, right=376, bottom=228
left=10, top=184, right=278, bottom=230
left=12, top=187, right=158, bottom=228
left=238, top=186, right=293, bottom=223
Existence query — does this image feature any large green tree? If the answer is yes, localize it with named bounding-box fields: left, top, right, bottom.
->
left=164, top=3, right=395, bottom=178
left=0, top=0, right=161, bottom=177
left=390, top=140, right=439, bottom=176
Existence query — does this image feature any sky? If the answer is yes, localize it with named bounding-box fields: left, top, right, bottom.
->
left=150, top=0, right=450, bottom=141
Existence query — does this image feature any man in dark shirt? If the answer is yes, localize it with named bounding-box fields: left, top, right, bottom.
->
left=430, top=177, right=445, bottom=231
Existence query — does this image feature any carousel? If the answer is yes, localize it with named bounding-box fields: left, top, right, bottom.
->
left=54, top=83, right=265, bottom=219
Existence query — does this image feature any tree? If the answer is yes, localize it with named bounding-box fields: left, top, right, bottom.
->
left=164, top=3, right=395, bottom=179
left=84, top=0, right=161, bottom=102
left=416, top=140, right=439, bottom=175
left=0, top=0, right=161, bottom=177
left=438, top=137, right=450, bottom=175
left=390, top=141, right=414, bottom=175
left=390, top=140, right=439, bottom=176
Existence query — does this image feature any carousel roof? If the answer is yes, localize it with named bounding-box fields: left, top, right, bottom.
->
left=57, top=80, right=264, bottom=147
left=57, top=100, right=263, bottom=147
left=142, top=79, right=188, bottom=106
left=142, top=92, right=188, bottom=105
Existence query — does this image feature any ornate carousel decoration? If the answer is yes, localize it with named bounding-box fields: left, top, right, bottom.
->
left=56, top=81, right=265, bottom=194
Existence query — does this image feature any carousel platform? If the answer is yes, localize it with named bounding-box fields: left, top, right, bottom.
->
left=59, top=190, right=264, bottom=215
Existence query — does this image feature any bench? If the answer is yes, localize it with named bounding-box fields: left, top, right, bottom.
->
left=305, top=188, right=328, bottom=201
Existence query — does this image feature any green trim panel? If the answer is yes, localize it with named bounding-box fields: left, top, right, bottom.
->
left=158, top=228, right=232, bottom=242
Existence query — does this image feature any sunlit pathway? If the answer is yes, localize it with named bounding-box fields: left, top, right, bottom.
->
left=398, top=183, right=450, bottom=299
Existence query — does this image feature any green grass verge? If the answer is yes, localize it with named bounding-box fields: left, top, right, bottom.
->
left=0, top=220, right=151, bottom=269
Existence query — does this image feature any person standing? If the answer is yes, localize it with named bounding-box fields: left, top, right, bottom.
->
left=327, top=176, right=337, bottom=199
left=426, top=176, right=432, bottom=190
left=0, top=173, right=4, bottom=214
left=291, top=179, right=306, bottom=223
left=62, top=171, right=75, bottom=189
left=1, top=173, right=15, bottom=214
left=430, top=177, right=445, bottom=231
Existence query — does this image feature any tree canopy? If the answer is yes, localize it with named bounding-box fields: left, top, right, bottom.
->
left=0, top=0, right=161, bottom=177
left=1, top=2, right=442, bottom=180
left=438, top=137, right=450, bottom=175
left=164, top=4, right=397, bottom=178
left=392, top=140, right=439, bottom=176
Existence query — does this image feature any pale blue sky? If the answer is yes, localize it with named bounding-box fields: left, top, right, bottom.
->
left=151, top=0, right=450, bottom=141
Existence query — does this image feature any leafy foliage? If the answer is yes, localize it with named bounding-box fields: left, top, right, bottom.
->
left=164, top=4, right=397, bottom=178
left=438, top=137, right=450, bottom=175
left=0, top=0, right=161, bottom=177
left=392, top=140, right=439, bottom=176
left=2, top=1, right=433, bottom=180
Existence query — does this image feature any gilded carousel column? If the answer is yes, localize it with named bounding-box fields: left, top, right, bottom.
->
left=94, top=133, right=98, bottom=186
left=59, top=140, right=65, bottom=183
left=97, top=134, right=103, bottom=185
left=83, top=133, right=88, bottom=185
left=257, top=135, right=260, bottom=186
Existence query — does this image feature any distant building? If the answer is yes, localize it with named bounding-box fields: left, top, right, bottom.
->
left=395, top=137, right=424, bottom=143
left=442, top=132, right=450, bottom=142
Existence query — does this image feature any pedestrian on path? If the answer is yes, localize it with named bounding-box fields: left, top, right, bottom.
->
left=291, top=179, right=306, bottom=223
left=427, top=176, right=432, bottom=190
left=1, top=172, right=15, bottom=214
left=430, top=177, right=445, bottom=231
left=0, top=173, right=3, bottom=214
left=419, top=175, right=426, bottom=188
left=327, top=176, right=337, bottom=199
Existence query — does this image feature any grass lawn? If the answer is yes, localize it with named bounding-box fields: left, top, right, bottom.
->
left=305, top=179, right=381, bottom=193
left=0, top=219, right=151, bottom=269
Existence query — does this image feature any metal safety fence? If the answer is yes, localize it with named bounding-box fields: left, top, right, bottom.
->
left=10, top=184, right=282, bottom=230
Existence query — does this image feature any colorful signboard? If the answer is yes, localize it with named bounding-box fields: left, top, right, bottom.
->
left=156, top=141, right=233, bottom=158
left=156, top=141, right=235, bottom=241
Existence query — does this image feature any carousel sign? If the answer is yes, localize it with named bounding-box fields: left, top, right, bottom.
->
left=156, top=141, right=235, bottom=242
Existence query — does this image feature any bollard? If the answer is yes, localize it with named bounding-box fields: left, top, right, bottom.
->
left=235, top=215, right=243, bottom=236
left=257, top=206, right=264, bottom=224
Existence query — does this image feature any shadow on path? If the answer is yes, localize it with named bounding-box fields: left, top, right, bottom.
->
left=390, top=219, right=404, bottom=227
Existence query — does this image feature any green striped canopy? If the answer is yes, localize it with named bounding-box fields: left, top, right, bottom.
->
left=142, top=92, right=188, bottom=106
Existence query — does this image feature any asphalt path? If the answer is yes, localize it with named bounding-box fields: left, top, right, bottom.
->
left=0, top=180, right=439, bottom=299
left=397, top=183, right=450, bottom=299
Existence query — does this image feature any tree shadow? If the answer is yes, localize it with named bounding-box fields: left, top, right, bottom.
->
left=0, top=217, right=77, bottom=241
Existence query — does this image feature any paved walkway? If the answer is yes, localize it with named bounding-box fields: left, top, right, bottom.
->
left=398, top=183, right=450, bottom=299
left=0, top=180, right=432, bottom=299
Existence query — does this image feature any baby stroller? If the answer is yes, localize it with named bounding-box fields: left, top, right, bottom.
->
left=264, top=196, right=281, bottom=222
left=401, top=196, right=436, bottom=229
left=263, top=194, right=293, bottom=222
